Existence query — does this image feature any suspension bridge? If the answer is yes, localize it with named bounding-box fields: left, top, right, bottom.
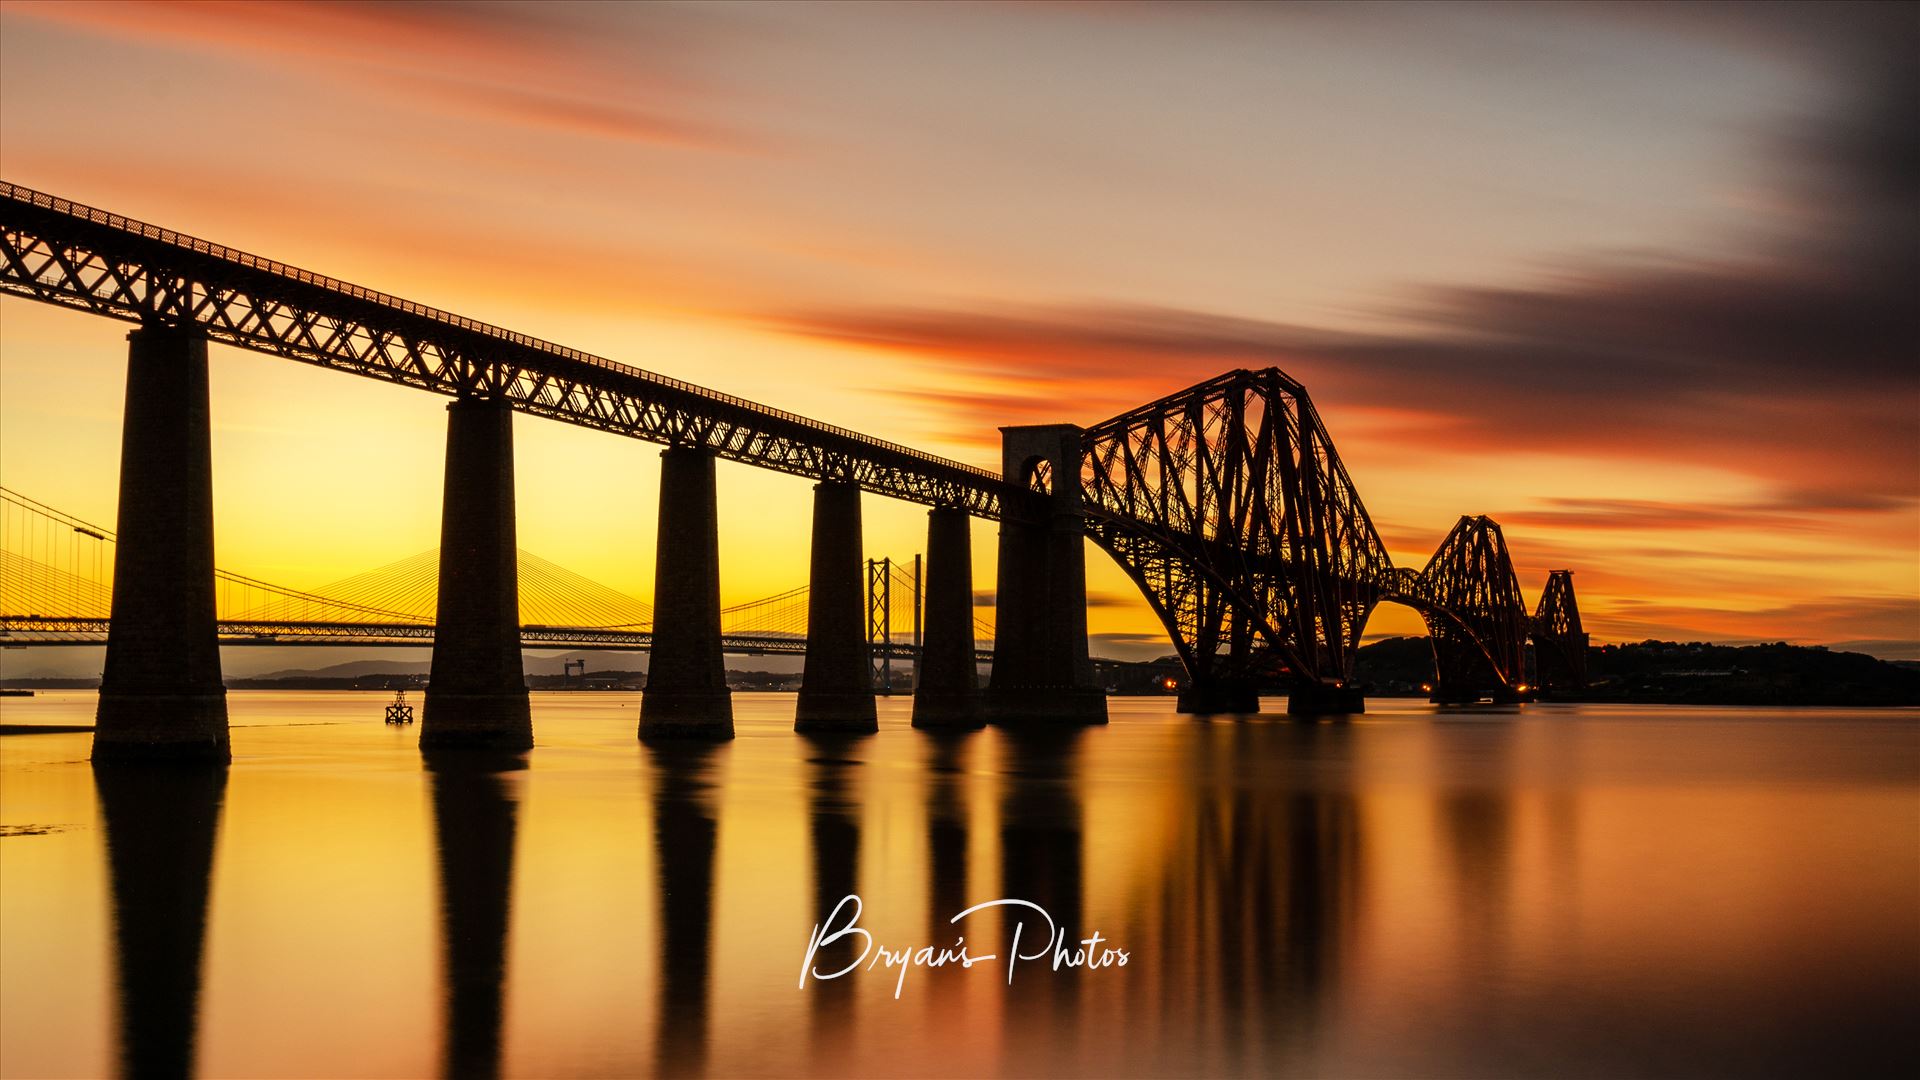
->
left=0, top=180, right=1588, bottom=761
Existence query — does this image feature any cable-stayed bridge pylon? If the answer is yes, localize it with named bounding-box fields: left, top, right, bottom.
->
left=0, top=487, right=977, bottom=660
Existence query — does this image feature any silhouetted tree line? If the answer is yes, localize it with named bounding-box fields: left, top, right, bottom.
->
left=1354, top=636, right=1919, bottom=706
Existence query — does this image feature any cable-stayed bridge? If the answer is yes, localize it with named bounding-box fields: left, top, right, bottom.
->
left=0, top=488, right=988, bottom=660
left=0, top=180, right=1588, bottom=760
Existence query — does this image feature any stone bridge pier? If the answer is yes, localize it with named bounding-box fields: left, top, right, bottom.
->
left=93, top=325, right=229, bottom=762
left=421, top=394, right=532, bottom=751
left=986, top=425, right=1107, bottom=727
left=796, top=478, right=878, bottom=733
left=911, top=505, right=982, bottom=729
left=639, top=445, right=733, bottom=740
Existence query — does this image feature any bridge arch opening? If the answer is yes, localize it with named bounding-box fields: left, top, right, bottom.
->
left=1356, top=595, right=1517, bottom=705
left=1022, top=456, right=1052, bottom=495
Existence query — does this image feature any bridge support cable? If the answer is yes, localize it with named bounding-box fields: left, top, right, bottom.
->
left=94, top=325, right=230, bottom=762
left=0, top=487, right=999, bottom=663
left=796, top=480, right=878, bottom=733
left=0, top=488, right=113, bottom=624
left=639, top=445, right=734, bottom=740
left=912, top=506, right=983, bottom=729
left=422, top=395, right=532, bottom=750
left=986, top=425, right=1108, bottom=726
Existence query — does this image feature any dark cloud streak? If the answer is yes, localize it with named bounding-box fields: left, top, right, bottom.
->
left=769, top=15, right=1920, bottom=502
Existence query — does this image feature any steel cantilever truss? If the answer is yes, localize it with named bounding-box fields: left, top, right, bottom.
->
left=1079, top=368, right=1391, bottom=691
left=0, top=181, right=1589, bottom=701
left=1394, top=516, right=1531, bottom=701
left=1532, top=570, right=1588, bottom=690
left=0, top=181, right=1011, bottom=516
left=1080, top=371, right=1589, bottom=704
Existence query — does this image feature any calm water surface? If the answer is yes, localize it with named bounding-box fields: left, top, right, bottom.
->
left=1, top=692, right=1915, bottom=1078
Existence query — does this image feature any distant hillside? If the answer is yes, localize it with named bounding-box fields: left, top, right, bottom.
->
left=1354, top=637, right=1920, bottom=706
left=1351, top=636, right=1439, bottom=696
left=7, top=639, right=1914, bottom=706
left=253, top=659, right=431, bottom=680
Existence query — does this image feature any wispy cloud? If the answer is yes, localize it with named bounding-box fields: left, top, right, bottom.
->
left=761, top=34, right=1920, bottom=656
left=767, top=45, right=1919, bottom=506
left=1596, top=595, right=1920, bottom=653
left=1497, top=494, right=1918, bottom=533
left=3, top=0, right=751, bottom=151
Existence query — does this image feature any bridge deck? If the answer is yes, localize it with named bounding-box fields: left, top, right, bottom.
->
left=0, top=615, right=993, bottom=661
left=0, top=181, right=1019, bottom=517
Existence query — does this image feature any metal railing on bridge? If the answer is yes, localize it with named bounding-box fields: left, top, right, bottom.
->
left=0, top=181, right=1020, bottom=517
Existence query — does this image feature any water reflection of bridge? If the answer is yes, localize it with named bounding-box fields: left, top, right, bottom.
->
left=83, top=719, right=1415, bottom=1077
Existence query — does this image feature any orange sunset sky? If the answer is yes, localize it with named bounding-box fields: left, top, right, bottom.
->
left=0, top=1, right=1915, bottom=664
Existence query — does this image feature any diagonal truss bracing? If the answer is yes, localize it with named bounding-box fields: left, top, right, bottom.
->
left=1078, top=368, right=1392, bottom=689
left=1405, top=515, right=1530, bottom=695
left=1532, top=569, right=1588, bottom=690
left=0, top=183, right=1587, bottom=697
left=0, top=181, right=1017, bottom=517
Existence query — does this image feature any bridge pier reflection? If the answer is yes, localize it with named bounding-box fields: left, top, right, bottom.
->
left=645, top=743, right=723, bottom=1076
left=1287, top=682, right=1367, bottom=716
left=987, top=426, right=1106, bottom=727
left=640, top=446, right=734, bottom=739
left=803, top=735, right=864, bottom=1065
left=93, top=325, right=229, bottom=762
left=1106, top=722, right=1363, bottom=1073
left=95, top=761, right=228, bottom=1077
left=426, top=751, right=524, bottom=1080
left=921, top=734, right=972, bottom=1019
left=911, top=506, right=982, bottom=729
left=422, top=396, right=532, bottom=751
left=1180, top=677, right=1262, bottom=716
left=796, top=481, right=878, bottom=733
left=995, top=730, right=1088, bottom=1061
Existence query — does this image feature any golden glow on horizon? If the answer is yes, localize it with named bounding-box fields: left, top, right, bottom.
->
left=1, top=294, right=1913, bottom=657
